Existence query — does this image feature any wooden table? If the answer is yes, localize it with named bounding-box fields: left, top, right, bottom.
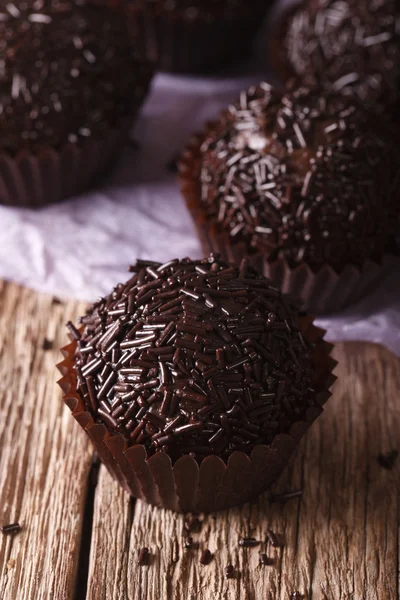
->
left=0, top=280, right=399, bottom=600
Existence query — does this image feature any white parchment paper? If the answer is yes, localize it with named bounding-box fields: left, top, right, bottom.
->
left=0, top=8, right=399, bottom=355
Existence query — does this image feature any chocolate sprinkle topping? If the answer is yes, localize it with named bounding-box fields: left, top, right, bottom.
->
left=197, top=84, right=399, bottom=270
left=0, top=0, right=152, bottom=154
left=1, top=523, right=21, bottom=535
left=73, top=256, right=317, bottom=463
left=279, top=0, right=399, bottom=113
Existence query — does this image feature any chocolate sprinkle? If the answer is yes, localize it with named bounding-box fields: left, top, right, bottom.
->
left=200, top=549, right=213, bottom=565
left=138, top=547, right=150, bottom=566
left=266, top=529, right=282, bottom=548
left=184, top=536, right=193, bottom=550
left=270, top=489, right=303, bottom=503
left=1, top=523, right=21, bottom=535
left=225, top=564, right=235, bottom=578
left=259, top=553, right=274, bottom=566
left=278, top=0, right=399, bottom=113
left=184, top=514, right=202, bottom=533
left=239, top=537, right=260, bottom=548
left=377, top=450, right=398, bottom=470
left=72, top=256, right=317, bottom=463
left=66, top=321, right=81, bottom=341
left=0, top=1, right=152, bottom=154
left=196, top=84, right=400, bottom=269
left=42, top=337, right=53, bottom=351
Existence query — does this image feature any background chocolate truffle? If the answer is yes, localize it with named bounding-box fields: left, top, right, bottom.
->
left=180, top=83, right=399, bottom=272
left=272, top=0, right=399, bottom=115
left=121, top=0, right=274, bottom=73
left=0, top=0, right=153, bottom=206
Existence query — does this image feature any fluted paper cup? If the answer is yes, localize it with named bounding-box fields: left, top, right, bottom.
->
left=0, top=65, right=153, bottom=208
left=124, top=1, right=274, bottom=74
left=57, top=318, right=336, bottom=513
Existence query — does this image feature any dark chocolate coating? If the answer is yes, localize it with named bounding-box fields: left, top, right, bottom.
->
left=73, top=256, right=316, bottom=463
left=275, top=0, right=399, bottom=114
left=0, top=1, right=153, bottom=154
left=196, top=83, right=399, bottom=270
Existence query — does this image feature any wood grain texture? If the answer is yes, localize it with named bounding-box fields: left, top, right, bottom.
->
left=0, top=281, right=398, bottom=600
left=0, top=281, right=92, bottom=600
left=87, top=343, right=400, bottom=600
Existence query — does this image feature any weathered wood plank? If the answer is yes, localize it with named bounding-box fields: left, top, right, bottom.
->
left=87, top=343, right=400, bottom=600
left=0, top=282, right=93, bottom=600
left=0, top=280, right=398, bottom=599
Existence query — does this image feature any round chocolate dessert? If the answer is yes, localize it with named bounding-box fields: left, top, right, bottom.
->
left=0, top=0, right=153, bottom=206
left=73, top=256, right=318, bottom=463
left=273, top=0, right=399, bottom=113
left=122, top=0, right=274, bottom=73
left=181, top=83, right=399, bottom=272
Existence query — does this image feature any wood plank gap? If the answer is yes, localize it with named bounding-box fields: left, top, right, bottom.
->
left=74, top=456, right=100, bottom=600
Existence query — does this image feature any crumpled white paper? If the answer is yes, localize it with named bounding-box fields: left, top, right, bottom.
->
left=0, top=7, right=399, bottom=355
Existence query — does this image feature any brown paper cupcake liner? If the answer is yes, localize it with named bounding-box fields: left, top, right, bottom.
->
left=179, top=127, right=395, bottom=315
left=0, top=58, right=154, bottom=208
left=125, top=2, right=273, bottom=74
left=0, top=119, right=132, bottom=208
left=57, top=320, right=336, bottom=513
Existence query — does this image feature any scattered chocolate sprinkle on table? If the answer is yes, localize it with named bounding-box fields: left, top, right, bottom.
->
left=1, top=523, right=21, bottom=536
left=200, top=549, right=213, bottom=566
left=225, top=564, right=235, bottom=579
left=1, top=281, right=399, bottom=598
left=377, top=450, right=398, bottom=470
left=266, top=529, right=282, bottom=548
left=184, top=514, right=202, bottom=533
left=259, top=553, right=274, bottom=566
left=138, top=547, right=150, bottom=566
left=270, top=490, right=303, bottom=504
left=184, top=536, right=193, bottom=550
left=239, top=537, right=260, bottom=548
left=42, top=338, right=54, bottom=351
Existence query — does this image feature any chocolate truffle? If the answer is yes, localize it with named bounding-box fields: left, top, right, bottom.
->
left=73, top=256, right=318, bottom=462
left=59, top=256, right=335, bottom=511
left=272, top=0, right=400, bottom=114
left=180, top=82, right=399, bottom=270
left=122, top=0, right=274, bottom=73
left=0, top=0, right=153, bottom=206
